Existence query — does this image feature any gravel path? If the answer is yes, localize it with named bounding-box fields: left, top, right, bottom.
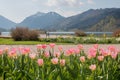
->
left=0, top=44, right=120, bottom=53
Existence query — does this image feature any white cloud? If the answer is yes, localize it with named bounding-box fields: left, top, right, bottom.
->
left=87, top=0, right=95, bottom=4
left=46, top=0, right=84, bottom=7
left=46, top=0, right=58, bottom=7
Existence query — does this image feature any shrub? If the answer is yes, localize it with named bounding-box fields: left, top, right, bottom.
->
left=11, top=27, right=39, bottom=41
left=74, top=30, right=87, bottom=37
left=28, top=30, right=39, bottom=41
left=113, top=29, right=120, bottom=37
left=85, top=38, right=98, bottom=43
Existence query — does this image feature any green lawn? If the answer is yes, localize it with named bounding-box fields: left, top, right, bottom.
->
left=0, top=38, right=72, bottom=45
left=0, top=37, right=119, bottom=45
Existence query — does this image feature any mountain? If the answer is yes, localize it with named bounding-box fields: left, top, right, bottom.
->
left=55, top=8, right=120, bottom=31
left=0, top=15, right=16, bottom=30
left=0, top=8, right=120, bottom=32
left=18, top=12, right=65, bottom=30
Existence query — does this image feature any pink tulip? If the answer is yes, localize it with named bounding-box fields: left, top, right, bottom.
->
left=93, top=44, right=99, bottom=49
left=87, top=55, right=92, bottom=59
left=66, top=50, right=71, bottom=56
left=100, top=48, right=112, bottom=56
left=8, top=50, right=17, bottom=58
left=44, top=52, right=50, bottom=58
left=97, top=56, right=104, bottom=61
left=37, top=59, right=44, bottom=66
left=107, top=50, right=112, bottom=56
left=88, top=48, right=97, bottom=58
left=29, top=54, right=36, bottom=59
left=51, top=58, right=58, bottom=64
left=65, top=48, right=75, bottom=56
left=111, top=53, right=118, bottom=59
left=77, top=44, right=83, bottom=50
left=101, top=50, right=108, bottom=56
left=58, top=46, right=63, bottom=52
left=37, top=44, right=42, bottom=49
left=54, top=52, right=60, bottom=58
left=99, top=48, right=104, bottom=55
left=49, top=43, right=56, bottom=48
left=74, top=48, right=80, bottom=54
left=80, top=56, right=85, bottom=63
left=0, top=49, right=3, bottom=55
left=21, top=48, right=30, bottom=55
left=89, top=64, right=96, bottom=71
left=60, top=59, right=65, bottom=66
left=108, top=46, right=116, bottom=52
left=24, top=48, right=30, bottom=53
left=42, top=44, right=47, bottom=49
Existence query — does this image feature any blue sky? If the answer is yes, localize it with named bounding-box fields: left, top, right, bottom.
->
left=0, top=0, right=120, bottom=23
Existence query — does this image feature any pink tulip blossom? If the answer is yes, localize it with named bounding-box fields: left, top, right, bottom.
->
left=101, top=50, right=109, bottom=56
left=51, top=58, right=58, bottom=64
left=65, top=48, right=75, bottom=56
left=88, top=48, right=97, bottom=58
left=74, top=48, right=80, bottom=54
left=60, top=59, right=65, bottom=66
left=80, top=56, right=85, bottom=63
left=44, top=52, right=50, bottom=58
left=99, top=48, right=104, bottom=55
left=21, top=48, right=30, bottom=55
left=37, top=44, right=42, bottom=49
left=58, top=46, right=63, bottom=52
left=0, top=49, right=3, bottom=55
left=29, top=54, right=36, bottom=59
left=42, top=44, right=47, bottom=49
left=100, top=48, right=112, bottom=56
left=37, top=59, right=44, bottom=66
left=89, top=64, right=96, bottom=71
left=93, top=44, right=99, bottom=49
left=77, top=44, right=83, bottom=50
left=54, top=52, right=60, bottom=58
left=49, top=43, right=56, bottom=48
left=111, top=53, right=118, bottom=59
left=108, top=46, right=116, bottom=53
left=87, top=55, right=92, bottom=59
left=8, top=50, right=17, bottom=58
left=24, top=48, right=30, bottom=53
left=97, top=56, right=104, bottom=61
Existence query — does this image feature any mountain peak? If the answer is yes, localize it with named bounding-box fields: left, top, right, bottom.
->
left=18, top=11, right=65, bottom=29
left=32, top=12, right=45, bottom=17
left=47, top=12, right=57, bottom=15
left=46, top=12, right=64, bottom=18
left=36, top=12, right=45, bottom=15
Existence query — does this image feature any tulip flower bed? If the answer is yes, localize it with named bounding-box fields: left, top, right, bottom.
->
left=0, top=44, right=120, bottom=80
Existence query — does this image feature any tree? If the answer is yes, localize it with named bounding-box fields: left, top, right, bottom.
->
left=74, top=30, right=86, bottom=37
left=113, top=29, right=120, bottom=37
left=11, top=27, right=39, bottom=41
